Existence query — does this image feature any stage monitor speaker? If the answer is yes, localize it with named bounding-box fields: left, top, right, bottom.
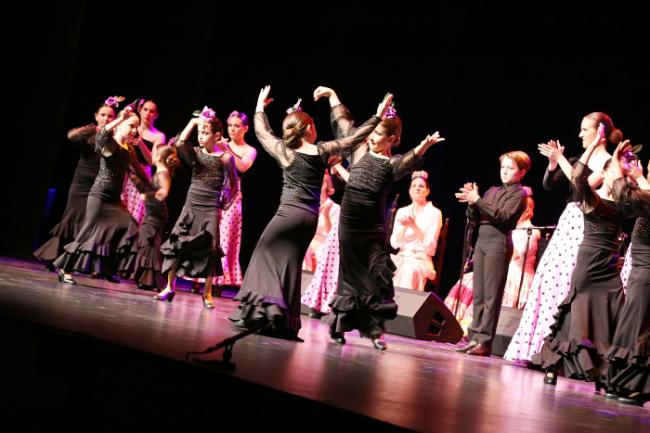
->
left=385, top=287, right=463, bottom=343
left=491, top=306, right=523, bottom=357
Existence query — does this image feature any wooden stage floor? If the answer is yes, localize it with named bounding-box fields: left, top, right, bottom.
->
left=0, top=257, right=648, bottom=432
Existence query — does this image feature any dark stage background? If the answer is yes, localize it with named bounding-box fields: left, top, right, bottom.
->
left=3, top=2, right=648, bottom=295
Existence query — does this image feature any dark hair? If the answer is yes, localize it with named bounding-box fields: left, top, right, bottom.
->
left=157, top=146, right=180, bottom=177
left=282, top=111, right=313, bottom=149
left=379, top=116, right=402, bottom=146
left=584, top=112, right=623, bottom=147
left=205, top=117, right=224, bottom=135
left=228, top=110, right=249, bottom=127
left=96, top=103, right=117, bottom=116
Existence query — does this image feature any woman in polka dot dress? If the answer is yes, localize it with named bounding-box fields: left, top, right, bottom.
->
left=301, top=165, right=347, bottom=316
left=504, top=112, right=616, bottom=363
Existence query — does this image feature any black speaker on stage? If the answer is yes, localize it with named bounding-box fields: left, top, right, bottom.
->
left=385, top=287, right=463, bottom=343
left=491, top=306, right=523, bottom=357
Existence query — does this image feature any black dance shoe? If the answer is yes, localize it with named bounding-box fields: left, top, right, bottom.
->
left=618, top=392, right=650, bottom=406
left=153, top=289, right=176, bottom=302
left=57, top=270, right=76, bottom=285
left=543, top=369, right=558, bottom=385
left=45, top=262, right=56, bottom=272
left=331, top=332, right=346, bottom=345
left=103, top=274, right=121, bottom=284
left=467, top=343, right=492, bottom=357
left=372, top=338, right=387, bottom=351
left=455, top=340, right=478, bottom=353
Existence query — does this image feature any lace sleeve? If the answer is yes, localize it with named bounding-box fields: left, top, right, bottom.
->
left=330, top=104, right=356, bottom=139
left=571, top=162, right=598, bottom=213
left=254, top=112, right=291, bottom=168
left=173, top=134, right=198, bottom=167
left=390, top=148, right=425, bottom=181
left=95, top=127, right=117, bottom=155
left=67, top=124, right=96, bottom=147
left=319, top=115, right=380, bottom=160
left=612, top=178, right=650, bottom=217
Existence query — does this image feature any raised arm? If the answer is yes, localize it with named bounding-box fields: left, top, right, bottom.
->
left=67, top=124, right=97, bottom=145
left=173, top=119, right=200, bottom=167
left=571, top=127, right=606, bottom=212
left=390, top=132, right=445, bottom=181
left=539, top=140, right=573, bottom=190
left=253, top=85, right=291, bottom=167
left=95, top=108, right=132, bottom=156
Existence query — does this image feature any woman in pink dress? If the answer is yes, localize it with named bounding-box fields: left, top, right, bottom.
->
left=217, top=111, right=257, bottom=289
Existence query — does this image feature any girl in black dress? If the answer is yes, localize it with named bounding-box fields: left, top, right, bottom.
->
left=157, top=107, right=238, bottom=308
left=119, top=146, right=180, bottom=290
left=229, top=85, right=392, bottom=341
left=54, top=102, right=150, bottom=284
left=34, top=98, right=118, bottom=268
left=607, top=141, right=650, bottom=406
left=314, top=86, right=445, bottom=350
left=531, top=124, right=628, bottom=387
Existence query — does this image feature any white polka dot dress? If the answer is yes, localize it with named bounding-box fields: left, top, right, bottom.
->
left=620, top=244, right=631, bottom=295
left=218, top=179, right=243, bottom=287
left=503, top=202, right=583, bottom=362
left=301, top=208, right=340, bottom=314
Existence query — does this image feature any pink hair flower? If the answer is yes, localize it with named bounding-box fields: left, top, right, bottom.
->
left=286, top=98, right=303, bottom=114
left=104, top=95, right=125, bottom=108
left=193, top=106, right=216, bottom=122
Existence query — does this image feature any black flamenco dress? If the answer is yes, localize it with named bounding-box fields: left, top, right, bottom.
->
left=54, top=127, right=144, bottom=276
left=531, top=162, right=626, bottom=380
left=326, top=149, right=424, bottom=339
left=606, top=179, right=650, bottom=400
left=229, top=110, right=380, bottom=339
left=118, top=170, right=170, bottom=289
left=160, top=140, right=232, bottom=279
left=34, top=124, right=99, bottom=262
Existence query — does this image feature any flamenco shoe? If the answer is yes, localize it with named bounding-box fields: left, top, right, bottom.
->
left=45, top=262, right=56, bottom=272
left=232, top=319, right=249, bottom=330
left=202, top=295, right=215, bottom=309
left=618, top=392, right=650, bottom=407
left=371, top=338, right=387, bottom=351
left=467, top=343, right=491, bottom=357
left=543, top=369, right=558, bottom=385
left=328, top=324, right=345, bottom=344
left=153, top=288, right=176, bottom=302
left=57, top=270, right=76, bottom=285
left=455, top=340, right=478, bottom=353
left=103, top=274, right=120, bottom=284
